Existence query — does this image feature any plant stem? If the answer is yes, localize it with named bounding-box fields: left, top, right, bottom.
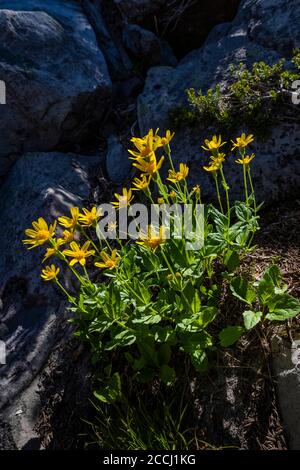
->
left=214, top=174, right=224, bottom=213
left=220, top=166, right=231, bottom=226
left=55, top=279, right=75, bottom=303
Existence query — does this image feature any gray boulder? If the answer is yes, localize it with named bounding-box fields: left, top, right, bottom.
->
left=0, top=0, right=112, bottom=177
left=106, top=134, right=131, bottom=183
left=123, top=24, right=162, bottom=67
left=0, top=151, right=98, bottom=423
left=123, top=24, right=177, bottom=68
left=137, top=0, right=300, bottom=203
left=81, top=0, right=133, bottom=79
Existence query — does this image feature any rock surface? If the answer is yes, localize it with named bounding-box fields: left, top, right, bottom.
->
left=138, top=0, right=300, bottom=203
left=123, top=24, right=162, bottom=68
left=0, top=151, right=98, bottom=448
left=106, top=134, right=131, bottom=183
left=0, top=0, right=112, bottom=177
left=114, top=0, right=241, bottom=58
left=272, top=335, right=300, bottom=450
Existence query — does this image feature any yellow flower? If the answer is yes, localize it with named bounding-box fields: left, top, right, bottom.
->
left=132, top=174, right=151, bottom=191
left=23, top=217, right=56, bottom=249
left=203, top=163, right=220, bottom=173
left=111, top=188, right=134, bottom=209
left=107, top=221, right=118, bottom=233
left=235, top=153, right=255, bottom=166
left=137, top=225, right=166, bottom=251
left=95, top=249, right=120, bottom=270
left=157, top=197, right=164, bottom=204
left=60, top=230, right=75, bottom=244
left=63, top=241, right=95, bottom=267
left=192, top=185, right=201, bottom=195
left=156, top=130, right=175, bottom=147
left=41, top=265, right=60, bottom=282
left=58, top=207, right=79, bottom=230
left=43, top=238, right=64, bottom=262
left=78, top=207, right=102, bottom=227
left=210, top=152, right=226, bottom=165
left=129, top=129, right=159, bottom=159
left=231, top=133, right=254, bottom=151
left=167, top=163, right=189, bottom=183
left=202, top=135, right=226, bottom=153
left=169, top=190, right=177, bottom=198
left=132, top=154, right=164, bottom=176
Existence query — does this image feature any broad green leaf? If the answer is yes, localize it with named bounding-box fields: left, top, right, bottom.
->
left=159, top=365, right=176, bottom=385
left=243, top=310, right=262, bottom=330
left=219, top=326, right=244, bottom=347
left=137, top=337, right=158, bottom=366
left=132, top=356, right=145, bottom=371
left=105, top=330, right=136, bottom=350
left=264, top=265, right=281, bottom=287
left=132, top=314, right=161, bottom=325
left=180, top=330, right=213, bottom=353
left=201, top=306, right=218, bottom=327
left=235, top=203, right=252, bottom=222
left=257, top=277, right=274, bottom=304
left=94, top=372, right=122, bottom=404
left=152, top=326, right=177, bottom=344
left=224, top=250, right=240, bottom=273
left=230, top=276, right=256, bottom=305
left=266, top=293, right=300, bottom=321
left=191, top=349, right=208, bottom=373
left=257, top=264, right=283, bottom=304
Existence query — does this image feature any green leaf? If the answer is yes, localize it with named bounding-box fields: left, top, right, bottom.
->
left=93, top=372, right=122, bottom=404
left=224, top=250, right=240, bottom=273
left=257, top=277, right=274, bottom=305
left=230, top=276, right=256, bottom=305
left=266, top=293, right=300, bottom=321
left=137, top=337, right=158, bottom=366
left=201, top=306, right=218, bottom=327
left=152, top=326, right=177, bottom=344
left=132, top=314, right=161, bottom=325
left=136, top=368, right=155, bottom=383
left=243, top=310, right=262, bottom=330
left=105, top=330, right=136, bottom=350
left=235, top=203, right=252, bottom=222
left=191, top=349, right=208, bottom=372
left=159, top=365, right=176, bottom=386
left=180, top=330, right=213, bottom=353
left=132, top=356, right=145, bottom=371
left=264, top=265, right=281, bottom=287
left=257, top=264, right=283, bottom=304
left=219, top=326, right=244, bottom=347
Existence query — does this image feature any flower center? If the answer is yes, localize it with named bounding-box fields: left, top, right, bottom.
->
left=76, top=250, right=86, bottom=260
left=37, top=229, right=50, bottom=241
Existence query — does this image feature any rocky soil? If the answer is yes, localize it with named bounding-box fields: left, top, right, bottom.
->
left=0, top=0, right=299, bottom=449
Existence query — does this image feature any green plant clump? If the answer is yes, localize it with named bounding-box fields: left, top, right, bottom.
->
left=23, top=129, right=300, bottom=404
left=170, top=49, right=300, bottom=134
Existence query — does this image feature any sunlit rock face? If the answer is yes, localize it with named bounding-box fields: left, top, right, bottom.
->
left=0, top=0, right=112, bottom=177
left=0, top=151, right=98, bottom=422
left=138, top=0, right=300, bottom=203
